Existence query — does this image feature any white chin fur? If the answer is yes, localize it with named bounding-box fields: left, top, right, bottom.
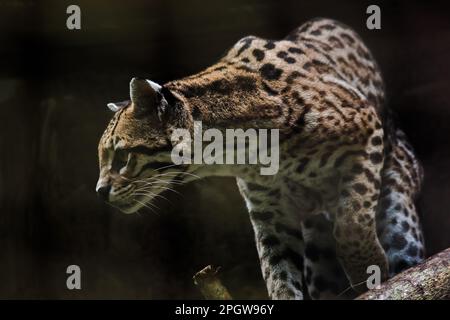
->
left=121, top=206, right=139, bottom=214
left=118, top=203, right=143, bottom=214
left=118, top=195, right=154, bottom=214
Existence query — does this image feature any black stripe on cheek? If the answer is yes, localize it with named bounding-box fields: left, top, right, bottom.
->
left=134, top=161, right=175, bottom=178
left=126, top=145, right=172, bottom=156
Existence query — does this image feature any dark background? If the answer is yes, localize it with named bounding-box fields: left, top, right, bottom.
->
left=0, top=0, right=449, bottom=299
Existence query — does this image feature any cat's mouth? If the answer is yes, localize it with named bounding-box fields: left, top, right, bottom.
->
left=103, top=173, right=189, bottom=214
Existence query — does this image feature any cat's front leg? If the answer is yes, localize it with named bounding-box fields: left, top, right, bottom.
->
left=237, top=178, right=305, bottom=300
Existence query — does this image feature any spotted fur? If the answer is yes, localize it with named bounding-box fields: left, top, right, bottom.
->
left=96, top=18, right=425, bottom=299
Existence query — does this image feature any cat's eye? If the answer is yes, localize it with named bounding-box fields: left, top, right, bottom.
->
left=111, top=149, right=128, bottom=172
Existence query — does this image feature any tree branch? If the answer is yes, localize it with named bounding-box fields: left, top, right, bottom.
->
left=357, top=248, right=450, bottom=300
left=193, top=248, right=450, bottom=300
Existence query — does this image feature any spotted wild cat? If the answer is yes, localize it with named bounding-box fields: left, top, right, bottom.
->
left=96, top=18, right=425, bottom=299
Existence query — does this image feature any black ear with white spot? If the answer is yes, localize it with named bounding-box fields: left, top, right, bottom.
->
left=107, top=100, right=130, bottom=112
left=129, top=77, right=168, bottom=120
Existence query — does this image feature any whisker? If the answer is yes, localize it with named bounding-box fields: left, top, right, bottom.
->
left=152, top=185, right=184, bottom=197
left=336, top=280, right=367, bottom=297
left=152, top=163, right=184, bottom=172
left=122, top=163, right=185, bottom=181
left=135, top=181, right=189, bottom=192
left=135, top=185, right=183, bottom=197
left=134, top=199, right=160, bottom=215
left=132, top=194, right=161, bottom=210
left=123, top=171, right=201, bottom=189
left=105, top=202, right=122, bottom=211
left=136, top=181, right=188, bottom=192
left=137, top=178, right=185, bottom=186
left=133, top=191, right=172, bottom=204
left=151, top=171, right=201, bottom=179
left=130, top=176, right=185, bottom=186
left=134, top=178, right=190, bottom=191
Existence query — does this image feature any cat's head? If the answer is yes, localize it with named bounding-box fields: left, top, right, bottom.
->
left=96, top=78, right=192, bottom=213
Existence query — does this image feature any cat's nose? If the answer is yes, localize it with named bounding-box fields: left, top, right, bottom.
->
left=96, top=184, right=111, bottom=201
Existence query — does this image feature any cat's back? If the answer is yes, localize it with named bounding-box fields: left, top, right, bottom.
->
left=224, top=18, right=385, bottom=111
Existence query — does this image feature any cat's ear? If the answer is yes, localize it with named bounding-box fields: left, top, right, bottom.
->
left=129, top=77, right=167, bottom=120
left=107, top=100, right=130, bottom=112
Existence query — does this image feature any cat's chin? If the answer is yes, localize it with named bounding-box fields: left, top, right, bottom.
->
left=117, top=195, right=155, bottom=214
left=119, top=205, right=140, bottom=214
left=107, top=200, right=141, bottom=214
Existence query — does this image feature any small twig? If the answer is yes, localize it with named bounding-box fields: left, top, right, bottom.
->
left=193, top=265, right=232, bottom=300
